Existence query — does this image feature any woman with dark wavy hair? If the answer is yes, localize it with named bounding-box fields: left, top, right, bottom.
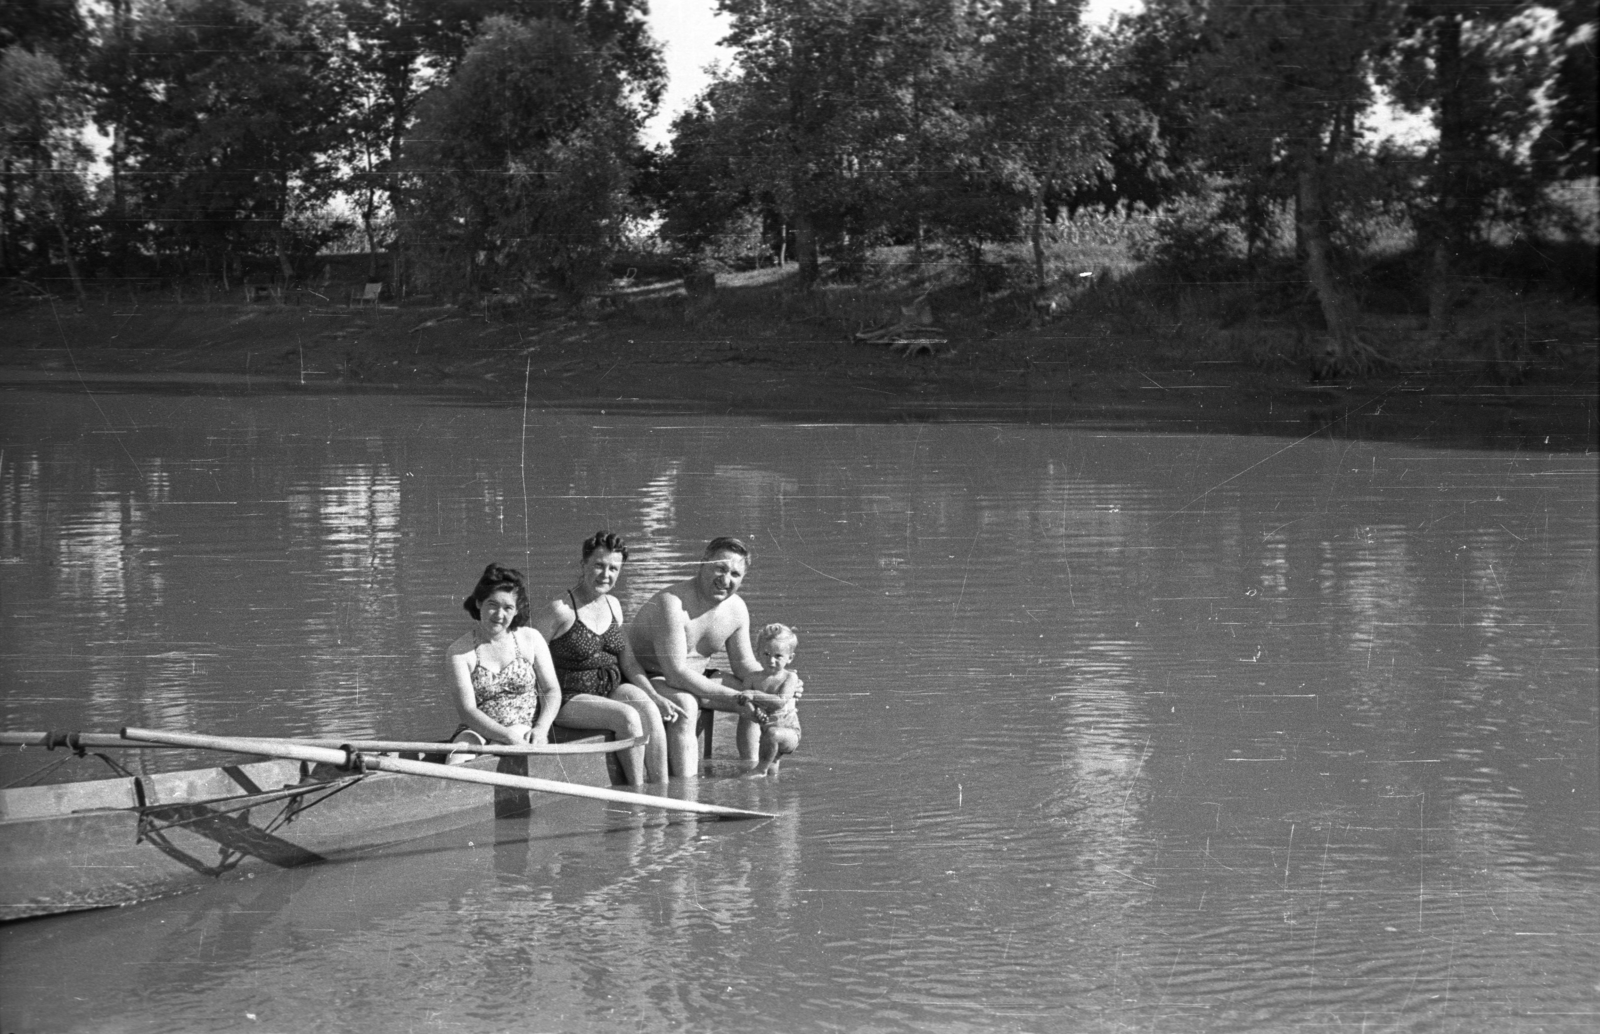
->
left=445, top=562, right=560, bottom=754
left=530, top=531, right=678, bottom=784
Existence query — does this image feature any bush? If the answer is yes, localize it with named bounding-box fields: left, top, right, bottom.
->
left=1134, top=194, right=1243, bottom=281
left=1477, top=238, right=1599, bottom=300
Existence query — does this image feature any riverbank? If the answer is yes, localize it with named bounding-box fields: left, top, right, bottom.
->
left=2, top=272, right=1594, bottom=450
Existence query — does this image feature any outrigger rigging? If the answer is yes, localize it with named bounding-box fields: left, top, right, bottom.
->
left=0, top=726, right=771, bottom=921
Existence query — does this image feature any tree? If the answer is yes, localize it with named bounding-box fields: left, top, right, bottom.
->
left=0, top=0, right=88, bottom=59
left=1532, top=0, right=1596, bottom=180
left=659, top=53, right=864, bottom=280
left=671, top=0, right=1120, bottom=290
left=687, top=0, right=964, bottom=284
left=1059, top=0, right=1204, bottom=217
left=969, top=0, right=1112, bottom=289
left=336, top=0, right=662, bottom=268
left=400, top=16, right=642, bottom=298
left=657, top=78, right=771, bottom=258
left=0, top=1, right=90, bottom=281
left=1383, top=2, right=1557, bottom=337
left=1186, top=0, right=1402, bottom=372
left=99, top=0, right=354, bottom=282
left=867, top=0, right=978, bottom=269
left=0, top=45, right=94, bottom=297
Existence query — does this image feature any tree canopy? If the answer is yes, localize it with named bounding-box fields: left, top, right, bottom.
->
left=0, top=0, right=1589, bottom=340
left=401, top=15, right=643, bottom=296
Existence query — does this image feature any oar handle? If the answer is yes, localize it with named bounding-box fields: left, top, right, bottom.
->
left=0, top=731, right=640, bottom=756
left=120, top=728, right=775, bottom=821
left=256, top=736, right=645, bottom=757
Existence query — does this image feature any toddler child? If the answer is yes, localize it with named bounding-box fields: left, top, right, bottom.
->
left=737, top=623, right=802, bottom=776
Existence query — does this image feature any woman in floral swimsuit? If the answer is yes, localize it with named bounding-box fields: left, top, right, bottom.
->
left=446, top=563, right=561, bottom=755
left=531, top=531, right=679, bottom=785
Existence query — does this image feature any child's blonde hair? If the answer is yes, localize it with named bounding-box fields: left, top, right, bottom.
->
left=756, top=623, right=798, bottom=654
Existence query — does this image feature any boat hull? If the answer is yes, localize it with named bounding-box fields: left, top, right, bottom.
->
left=0, top=747, right=614, bottom=921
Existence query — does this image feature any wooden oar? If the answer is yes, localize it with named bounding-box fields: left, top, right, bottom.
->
left=267, top=736, right=643, bottom=757
left=121, top=727, right=774, bottom=821
left=0, top=731, right=639, bottom=757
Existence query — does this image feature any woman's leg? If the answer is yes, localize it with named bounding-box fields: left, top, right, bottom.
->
left=653, top=680, right=701, bottom=778
left=610, top=683, right=669, bottom=783
left=554, top=695, right=645, bottom=786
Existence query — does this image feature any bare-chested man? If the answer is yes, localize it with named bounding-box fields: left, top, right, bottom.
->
left=629, top=536, right=798, bottom=776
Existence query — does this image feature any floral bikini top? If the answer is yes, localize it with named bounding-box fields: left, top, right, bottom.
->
left=470, top=634, right=542, bottom=727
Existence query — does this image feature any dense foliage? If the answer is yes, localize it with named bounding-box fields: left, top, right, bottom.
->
left=2, top=0, right=661, bottom=292
left=0, top=0, right=1592, bottom=337
left=400, top=15, right=642, bottom=296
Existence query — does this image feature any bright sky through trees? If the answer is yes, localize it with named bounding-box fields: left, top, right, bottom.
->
left=642, top=0, right=1147, bottom=145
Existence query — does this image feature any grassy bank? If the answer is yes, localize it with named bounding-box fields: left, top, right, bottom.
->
left=2, top=236, right=1595, bottom=450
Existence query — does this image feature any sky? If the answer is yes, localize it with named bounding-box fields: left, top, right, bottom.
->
left=641, top=0, right=1147, bottom=146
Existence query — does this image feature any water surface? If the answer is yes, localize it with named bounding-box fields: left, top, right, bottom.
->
left=1, top=387, right=1595, bottom=1033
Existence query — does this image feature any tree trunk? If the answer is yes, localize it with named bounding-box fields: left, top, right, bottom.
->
left=362, top=207, right=378, bottom=277
left=1293, top=179, right=1305, bottom=262
left=53, top=214, right=89, bottom=309
left=109, top=0, right=129, bottom=276
left=1297, top=165, right=1354, bottom=359
left=385, top=67, right=413, bottom=218
left=362, top=181, right=379, bottom=279
left=1427, top=238, right=1453, bottom=338
left=1, top=156, right=12, bottom=275
left=968, top=239, right=987, bottom=298
left=1030, top=181, right=1048, bottom=289
left=1427, top=13, right=1466, bottom=340
left=793, top=211, right=819, bottom=286
left=274, top=228, right=296, bottom=281
left=910, top=80, right=925, bottom=274
left=109, top=126, right=126, bottom=275
left=359, top=133, right=380, bottom=279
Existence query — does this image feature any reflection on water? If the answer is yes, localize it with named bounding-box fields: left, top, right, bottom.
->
left=0, top=388, right=1595, bottom=1033
left=621, top=458, right=690, bottom=614
left=287, top=464, right=404, bottom=710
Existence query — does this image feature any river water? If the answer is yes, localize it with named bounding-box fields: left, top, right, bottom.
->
left=0, top=385, right=1595, bottom=1033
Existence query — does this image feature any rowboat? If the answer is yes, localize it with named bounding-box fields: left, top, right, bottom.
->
left=1, top=728, right=770, bottom=922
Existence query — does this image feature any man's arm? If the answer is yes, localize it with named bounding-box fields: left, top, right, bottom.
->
left=618, top=625, right=684, bottom=723
left=652, top=593, right=743, bottom=706
left=741, top=671, right=797, bottom=712
left=722, top=598, right=762, bottom=681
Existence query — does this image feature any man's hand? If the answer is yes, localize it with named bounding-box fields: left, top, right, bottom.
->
left=654, top=693, right=684, bottom=724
